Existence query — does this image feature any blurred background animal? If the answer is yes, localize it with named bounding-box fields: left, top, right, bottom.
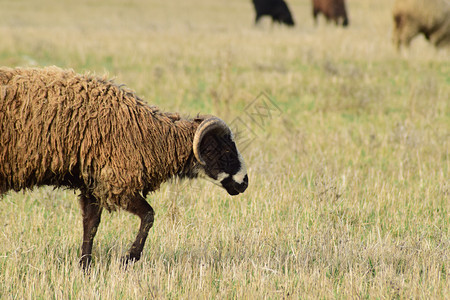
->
left=393, top=0, right=450, bottom=49
left=252, top=0, right=295, bottom=27
left=312, top=0, right=349, bottom=27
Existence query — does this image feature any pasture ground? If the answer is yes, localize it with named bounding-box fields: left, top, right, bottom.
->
left=0, top=0, right=448, bottom=298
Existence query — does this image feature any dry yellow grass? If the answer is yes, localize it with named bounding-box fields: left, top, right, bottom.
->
left=0, top=0, right=448, bottom=298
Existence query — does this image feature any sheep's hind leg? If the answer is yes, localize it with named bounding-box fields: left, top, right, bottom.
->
left=122, top=195, right=155, bottom=264
left=79, top=192, right=103, bottom=270
left=313, top=9, right=319, bottom=26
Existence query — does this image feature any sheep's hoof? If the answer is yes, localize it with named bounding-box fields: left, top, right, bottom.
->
left=120, top=252, right=140, bottom=268
left=79, top=256, right=92, bottom=272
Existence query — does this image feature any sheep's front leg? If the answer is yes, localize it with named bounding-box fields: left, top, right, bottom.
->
left=79, top=192, right=102, bottom=270
left=123, top=195, right=155, bottom=264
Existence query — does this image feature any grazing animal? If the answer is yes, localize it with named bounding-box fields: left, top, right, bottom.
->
left=312, top=0, right=349, bottom=27
left=0, top=67, right=248, bottom=269
left=393, top=0, right=450, bottom=49
left=252, top=0, right=295, bottom=27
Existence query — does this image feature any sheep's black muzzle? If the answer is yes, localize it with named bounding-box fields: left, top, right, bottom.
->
left=221, top=174, right=248, bottom=196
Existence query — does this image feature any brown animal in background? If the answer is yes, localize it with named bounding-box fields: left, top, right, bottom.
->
left=0, top=67, right=248, bottom=269
left=393, top=0, right=450, bottom=49
left=312, top=0, right=349, bottom=27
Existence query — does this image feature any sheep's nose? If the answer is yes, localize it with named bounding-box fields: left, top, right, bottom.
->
left=236, top=175, right=248, bottom=193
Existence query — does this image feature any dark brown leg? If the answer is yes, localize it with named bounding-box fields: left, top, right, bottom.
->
left=79, top=192, right=102, bottom=270
left=123, top=194, right=155, bottom=264
left=313, top=10, right=318, bottom=26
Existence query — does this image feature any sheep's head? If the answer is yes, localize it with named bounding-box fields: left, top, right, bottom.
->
left=193, top=117, right=248, bottom=196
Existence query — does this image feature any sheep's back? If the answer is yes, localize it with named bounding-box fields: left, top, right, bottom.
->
left=394, top=0, right=450, bottom=26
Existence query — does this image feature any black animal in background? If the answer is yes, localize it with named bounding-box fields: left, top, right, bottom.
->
left=252, top=0, right=295, bottom=27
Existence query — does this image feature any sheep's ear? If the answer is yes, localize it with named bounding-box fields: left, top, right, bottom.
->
left=193, top=117, right=231, bottom=165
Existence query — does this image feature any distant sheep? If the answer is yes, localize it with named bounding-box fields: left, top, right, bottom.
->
left=393, top=0, right=450, bottom=49
left=0, top=67, right=248, bottom=269
left=312, top=0, right=349, bottom=27
left=252, top=0, right=295, bottom=27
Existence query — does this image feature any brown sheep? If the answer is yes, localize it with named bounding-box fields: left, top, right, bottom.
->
left=0, top=67, right=248, bottom=269
left=393, top=0, right=450, bottom=49
left=312, top=0, right=349, bottom=27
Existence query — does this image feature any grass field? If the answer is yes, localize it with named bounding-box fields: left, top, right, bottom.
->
left=0, top=0, right=449, bottom=298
